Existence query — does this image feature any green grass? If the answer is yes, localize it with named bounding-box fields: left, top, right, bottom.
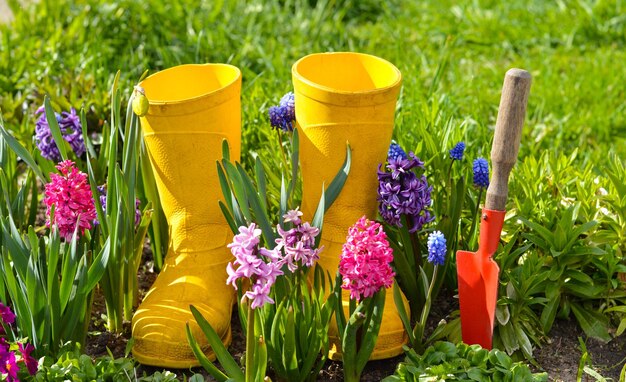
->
left=1, top=0, right=625, bottom=165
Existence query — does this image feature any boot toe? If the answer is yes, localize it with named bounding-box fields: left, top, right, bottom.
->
left=132, top=299, right=232, bottom=368
left=132, top=253, right=235, bottom=368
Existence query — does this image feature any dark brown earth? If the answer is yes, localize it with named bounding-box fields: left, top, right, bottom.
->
left=84, top=250, right=626, bottom=381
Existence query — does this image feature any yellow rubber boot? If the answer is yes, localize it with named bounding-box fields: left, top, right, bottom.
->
left=292, top=52, right=409, bottom=360
left=132, top=64, right=241, bottom=368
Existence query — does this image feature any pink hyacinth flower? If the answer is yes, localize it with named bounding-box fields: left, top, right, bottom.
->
left=44, top=160, right=96, bottom=241
left=339, top=216, right=395, bottom=301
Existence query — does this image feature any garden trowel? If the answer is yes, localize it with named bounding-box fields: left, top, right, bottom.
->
left=457, top=68, right=531, bottom=349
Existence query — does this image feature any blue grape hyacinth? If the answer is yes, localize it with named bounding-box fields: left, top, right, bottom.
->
left=268, top=92, right=295, bottom=132
left=388, top=141, right=408, bottom=161
left=427, top=231, right=447, bottom=266
left=472, top=158, right=490, bottom=188
left=449, top=142, right=465, bottom=161
left=279, top=92, right=295, bottom=121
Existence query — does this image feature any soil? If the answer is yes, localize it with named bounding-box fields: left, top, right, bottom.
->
left=534, top=319, right=626, bottom=381
left=84, top=249, right=626, bottom=381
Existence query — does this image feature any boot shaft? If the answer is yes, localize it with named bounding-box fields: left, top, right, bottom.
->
left=139, top=64, right=241, bottom=254
left=292, top=52, right=402, bottom=246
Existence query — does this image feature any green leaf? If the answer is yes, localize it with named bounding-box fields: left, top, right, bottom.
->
left=185, top=323, right=229, bottom=382
left=282, top=307, right=299, bottom=381
left=80, top=238, right=110, bottom=294
left=189, top=305, right=244, bottom=381
left=393, top=283, right=414, bottom=345
left=571, top=303, right=611, bottom=342
left=286, top=128, right=299, bottom=202
left=254, top=335, right=268, bottom=382
left=223, top=160, right=252, bottom=223
left=519, top=217, right=555, bottom=248
left=323, top=142, right=352, bottom=212
left=311, top=187, right=325, bottom=238
left=540, top=293, right=560, bottom=334
left=44, top=96, right=70, bottom=161
left=236, top=163, right=275, bottom=245
left=222, top=138, right=230, bottom=162
left=219, top=201, right=238, bottom=234
left=0, top=120, right=46, bottom=181
left=254, top=156, right=268, bottom=213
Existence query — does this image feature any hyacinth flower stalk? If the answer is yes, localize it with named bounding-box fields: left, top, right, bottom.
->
left=468, top=157, right=490, bottom=249
left=377, top=145, right=433, bottom=321
left=0, top=166, right=109, bottom=356
left=261, top=210, right=335, bottom=382
left=334, top=217, right=395, bottom=382
left=187, top=223, right=280, bottom=382
left=394, top=231, right=447, bottom=352
left=0, top=109, right=112, bottom=354
left=213, top=128, right=348, bottom=381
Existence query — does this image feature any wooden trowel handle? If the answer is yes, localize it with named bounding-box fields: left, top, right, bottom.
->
left=485, top=69, right=532, bottom=211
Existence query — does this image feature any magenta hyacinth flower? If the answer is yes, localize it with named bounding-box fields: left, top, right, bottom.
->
left=339, top=216, right=395, bottom=301
left=44, top=160, right=97, bottom=241
left=226, top=223, right=283, bottom=309
left=0, top=349, right=18, bottom=382
left=18, top=343, right=38, bottom=375
left=0, top=303, right=15, bottom=326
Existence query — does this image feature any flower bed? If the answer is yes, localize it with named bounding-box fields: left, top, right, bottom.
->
left=1, top=1, right=626, bottom=381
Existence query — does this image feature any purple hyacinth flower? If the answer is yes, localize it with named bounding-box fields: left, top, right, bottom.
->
left=34, top=106, right=86, bottom=161
left=377, top=152, right=433, bottom=233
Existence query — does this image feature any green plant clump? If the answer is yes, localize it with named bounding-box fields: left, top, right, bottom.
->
left=384, top=342, right=548, bottom=382
left=34, top=343, right=203, bottom=382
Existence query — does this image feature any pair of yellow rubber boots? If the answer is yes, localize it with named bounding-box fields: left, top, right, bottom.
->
left=132, top=52, right=408, bottom=368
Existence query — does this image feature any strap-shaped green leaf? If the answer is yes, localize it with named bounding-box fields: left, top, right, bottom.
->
left=0, top=117, right=46, bottom=182
left=189, top=305, right=244, bottom=381
left=237, top=163, right=275, bottom=245
left=223, top=160, right=252, bottom=223
left=185, top=323, right=229, bottom=382
left=80, top=237, right=110, bottom=294
left=255, top=156, right=268, bottom=213
left=356, top=290, right=385, bottom=373
left=286, top=128, right=300, bottom=203
left=393, top=283, right=413, bottom=345
left=219, top=201, right=239, bottom=234
left=269, top=300, right=287, bottom=377
left=323, top=143, right=351, bottom=212
left=254, top=336, right=268, bottom=382
left=282, top=306, right=299, bottom=381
